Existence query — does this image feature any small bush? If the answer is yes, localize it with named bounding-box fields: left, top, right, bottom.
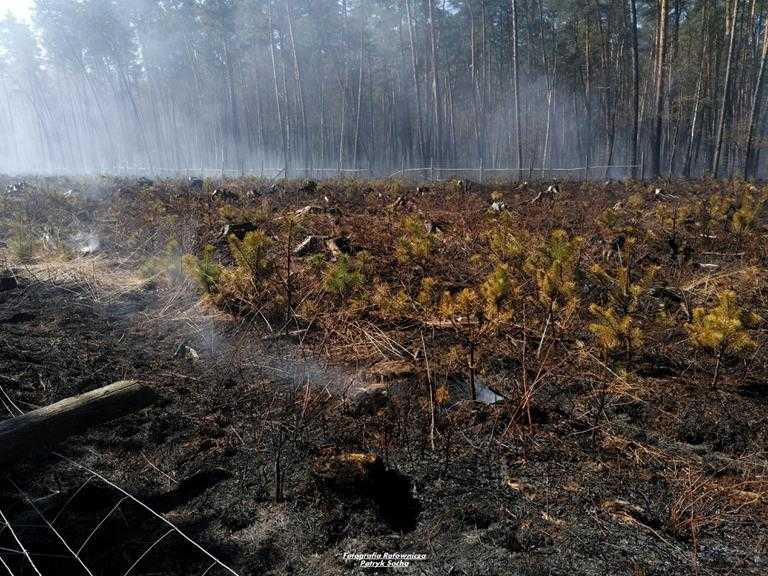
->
left=8, top=222, right=37, bottom=262
left=488, top=213, right=526, bottom=266
left=686, top=290, right=758, bottom=386
left=588, top=239, right=657, bottom=315
left=141, top=240, right=184, bottom=284
left=306, top=252, right=326, bottom=273
left=587, top=247, right=655, bottom=360
left=417, top=277, right=441, bottom=311
left=524, top=229, right=583, bottom=312
left=396, top=216, right=436, bottom=266
left=707, top=194, right=733, bottom=228
left=383, top=179, right=405, bottom=197
left=372, top=282, right=411, bottom=320
left=214, top=265, right=284, bottom=316
left=479, top=263, right=516, bottom=320
left=228, top=231, right=274, bottom=281
left=732, top=191, right=763, bottom=235
left=323, top=255, right=364, bottom=298
left=686, top=291, right=757, bottom=357
left=183, top=245, right=221, bottom=294
left=439, top=288, right=482, bottom=322
left=588, top=304, right=643, bottom=359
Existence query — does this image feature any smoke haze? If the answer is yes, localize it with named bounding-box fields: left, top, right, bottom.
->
left=0, top=1, right=765, bottom=179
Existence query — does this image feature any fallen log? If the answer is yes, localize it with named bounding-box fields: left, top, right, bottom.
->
left=0, top=380, right=156, bottom=466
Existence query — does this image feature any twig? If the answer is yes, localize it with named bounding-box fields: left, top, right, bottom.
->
left=421, top=332, right=435, bottom=451
left=701, top=251, right=745, bottom=257
left=141, top=453, right=177, bottom=487
left=0, top=399, right=15, bottom=419
left=0, top=384, right=23, bottom=417
left=536, top=311, right=551, bottom=358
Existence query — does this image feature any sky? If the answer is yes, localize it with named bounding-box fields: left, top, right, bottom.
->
left=0, top=0, right=34, bottom=22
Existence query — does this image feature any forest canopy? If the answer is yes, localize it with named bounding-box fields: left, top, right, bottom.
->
left=0, top=0, right=766, bottom=179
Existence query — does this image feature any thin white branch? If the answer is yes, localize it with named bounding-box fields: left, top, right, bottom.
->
left=0, top=551, right=17, bottom=576
left=77, top=497, right=129, bottom=555
left=53, top=453, right=240, bottom=576
left=0, top=506, right=42, bottom=576
left=52, top=476, right=94, bottom=524
left=122, top=529, right=174, bottom=576
left=8, top=479, right=94, bottom=576
left=0, top=384, right=22, bottom=417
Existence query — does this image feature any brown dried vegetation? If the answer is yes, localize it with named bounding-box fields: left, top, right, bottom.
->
left=2, top=176, right=768, bottom=575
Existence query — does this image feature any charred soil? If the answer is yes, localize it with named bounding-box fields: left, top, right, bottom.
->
left=0, top=176, right=767, bottom=575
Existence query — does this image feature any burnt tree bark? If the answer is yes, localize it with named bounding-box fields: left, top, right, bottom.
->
left=0, top=381, right=156, bottom=467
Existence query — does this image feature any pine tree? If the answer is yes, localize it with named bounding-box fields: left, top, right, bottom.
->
left=587, top=238, right=657, bottom=360
left=479, top=263, right=517, bottom=321
left=227, top=231, right=274, bottom=281
left=524, top=229, right=583, bottom=356
left=396, top=216, right=437, bottom=267
left=588, top=304, right=643, bottom=360
left=731, top=191, right=764, bottom=239
left=686, top=291, right=758, bottom=387
left=183, top=245, right=221, bottom=294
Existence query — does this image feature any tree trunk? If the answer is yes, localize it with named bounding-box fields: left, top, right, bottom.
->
left=712, top=0, right=740, bottom=178
left=745, top=13, right=768, bottom=180
left=405, top=0, right=425, bottom=165
left=629, top=0, right=640, bottom=178
left=339, top=0, right=350, bottom=172
left=651, top=0, right=669, bottom=178
left=268, top=0, right=289, bottom=177
left=285, top=0, right=309, bottom=174
left=427, top=0, right=443, bottom=166
left=0, top=381, right=155, bottom=467
left=353, top=15, right=366, bottom=169
left=511, top=0, right=523, bottom=179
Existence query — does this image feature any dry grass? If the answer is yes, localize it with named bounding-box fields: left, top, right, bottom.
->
left=3, top=175, right=768, bottom=574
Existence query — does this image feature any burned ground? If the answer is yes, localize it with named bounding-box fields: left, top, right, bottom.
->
left=1, top=176, right=767, bottom=575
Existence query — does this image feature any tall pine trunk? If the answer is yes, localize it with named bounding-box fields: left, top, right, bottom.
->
left=745, top=14, right=768, bottom=180
left=405, top=0, right=425, bottom=165
left=712, top=0, right=740, bottom=178
left=651, top=0, right=669, bottom=179
left=268, top=0, right=288, bottom=177
left=511, top=0, right=522, bottom=178
left=427, top=0, right=443, bottom=166
left=629, top=0, right=640, bottom=178
left=285, top=0, right=309, bottom=175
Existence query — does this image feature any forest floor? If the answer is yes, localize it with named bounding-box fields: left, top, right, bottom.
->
left=0, top=176, right=767, bottom=576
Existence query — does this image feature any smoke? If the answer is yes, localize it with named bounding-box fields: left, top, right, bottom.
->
left=72, top=231, right=100, bottom=255
left=0, top=1, right=731, bottom=179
